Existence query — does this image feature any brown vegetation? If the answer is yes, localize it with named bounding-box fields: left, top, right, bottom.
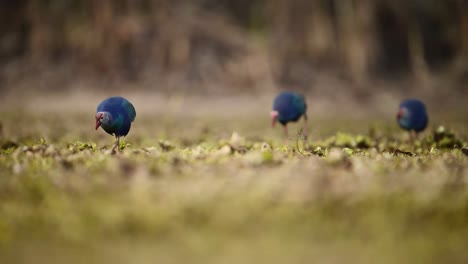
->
left=0, top=0, right=466, bottom=96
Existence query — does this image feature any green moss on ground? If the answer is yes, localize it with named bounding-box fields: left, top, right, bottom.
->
left=0, top=113, right=468, bottom=264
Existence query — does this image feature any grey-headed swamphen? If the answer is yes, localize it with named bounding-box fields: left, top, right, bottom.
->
left=271, top=91, right=308, bottom=137
left=397, top=99, right=428, bottom=139
left=95, top=96, right=136, bottom=152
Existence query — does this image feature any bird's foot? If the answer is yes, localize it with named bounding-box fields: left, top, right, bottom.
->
left=301, top=134, right=308, bottom=141
left=111, top=143, right=121, bottom=154
left=111, top=137, right=122, bottom=154
left=104, top=149, right=116, bottom=155
left=296, top=127, right=308, bottom=141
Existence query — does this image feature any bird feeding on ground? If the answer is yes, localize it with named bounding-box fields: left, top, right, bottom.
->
left=271, top=91, right=308, bottom=137
left=397, top=99, right=428, bottom=139
left=95, top=96, right=136, bottom=152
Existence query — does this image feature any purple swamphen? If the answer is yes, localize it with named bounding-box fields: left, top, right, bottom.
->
left=271, top=91, right=308, bottom=137
left=95, top=96, right=136, bottom=152
left=397, top=99, right=428, bottom=139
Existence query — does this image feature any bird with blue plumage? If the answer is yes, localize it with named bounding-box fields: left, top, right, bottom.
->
left=397, top=99, right=428, bottom=139
left=95, top=96, right=136, bottom=152
left=271, top=91, right=308, bottom=137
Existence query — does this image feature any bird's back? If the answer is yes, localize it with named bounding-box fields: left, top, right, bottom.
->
left=273, top=92, right=307, bottom=124
left=97, top=97, right=136, bottom=120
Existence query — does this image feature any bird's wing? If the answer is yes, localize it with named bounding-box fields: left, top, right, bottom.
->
left=122, top=100, right=136, bottom=122
left=115, top=115, right=132, bottom=136
left=293, top=94, right=307, bottom=115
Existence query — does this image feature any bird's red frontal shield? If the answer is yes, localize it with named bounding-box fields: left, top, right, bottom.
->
left=95, top=113, right=103, bottom=130
left=271, top=111, right=278, bottom=127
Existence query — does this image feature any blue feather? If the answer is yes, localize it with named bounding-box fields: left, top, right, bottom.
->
left=96, top=96, right=136, bottom=137
left=273, top=91, right=307, bottom=125
left=397, top=99, right=428, bottom=133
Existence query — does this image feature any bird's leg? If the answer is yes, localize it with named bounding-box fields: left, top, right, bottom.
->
left=302, top=114, right=308, bottom=139
left=409, top=130, right=417, bottom=144
left=283, top=125, right=289, bottom=139
left=112, top=136, right=120, bottom=153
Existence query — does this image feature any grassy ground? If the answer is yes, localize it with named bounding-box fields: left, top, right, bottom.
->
left=1, top=101, right=468, bottom=264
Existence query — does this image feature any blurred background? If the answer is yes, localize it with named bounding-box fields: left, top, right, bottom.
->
left=0, top=0, right=467, bottom=114
left=2, top=3, right=468, bottom=263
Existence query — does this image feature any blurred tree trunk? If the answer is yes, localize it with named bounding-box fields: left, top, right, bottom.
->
left=305, top=1, right=335, bottom=62
left=27, top=0, right=51, bottom=61
left=150, top=0, right=191, bottom=73
left=0, top=1, right=29, bottom=60
left=407, top=16, right=431, bottom=88
left=116, top=0, right=145, bottom=80
left=336, top=0, right=376, bottom=86
left=149, top=0, right=168, bottom=71
left=453, top=0, right=468, bottom=73
left=268, top=0, right=291, bottom=84
left=92, top=0, right=118, bottom=76
left=27, top=0, right=68, bottom=63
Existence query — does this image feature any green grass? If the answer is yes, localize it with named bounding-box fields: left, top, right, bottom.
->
left=1, top=112, right=468, bottom=264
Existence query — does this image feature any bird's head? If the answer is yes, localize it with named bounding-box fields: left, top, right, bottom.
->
left=397, top=107, right=408, bottom=121
left=271, top=110, right=279, bottom=127
left=397, top=107, right=412, bottom=129
left=95, top=112, right=111, bottom=130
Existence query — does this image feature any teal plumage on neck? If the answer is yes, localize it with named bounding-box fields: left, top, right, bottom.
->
left=98, top=113, right=124, bottom=135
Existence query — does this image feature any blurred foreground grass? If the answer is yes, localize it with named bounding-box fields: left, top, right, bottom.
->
left=1, top=112, right=468, bottom=264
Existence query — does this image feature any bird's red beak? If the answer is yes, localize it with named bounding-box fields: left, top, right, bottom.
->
left=271, top=111, right=278, bottom=127
left=397, top=108, right=404, bottom=120
left=95, top=113, right=103, bottom=130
